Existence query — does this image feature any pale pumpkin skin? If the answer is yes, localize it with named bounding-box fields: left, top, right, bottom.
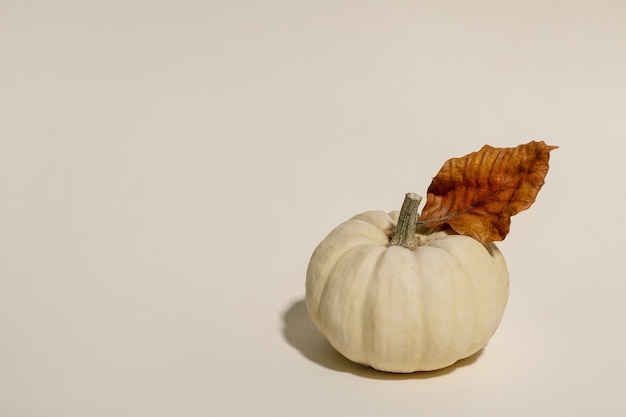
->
left=305, top=209, right=509, bottom=373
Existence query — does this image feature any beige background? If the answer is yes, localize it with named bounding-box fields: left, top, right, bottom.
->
left=1, top=1, right=625, bottom=416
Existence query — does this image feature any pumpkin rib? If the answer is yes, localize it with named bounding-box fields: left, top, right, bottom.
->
left=384, top=247, right=427, bottom=371
left=343, top=218, right=391, bottom=245
left=342, top=244, right=388, bottom=366
left=318, top=244, right=385, bottom=359
left=306, top=232, right=383, bottom=323
left=312, top=213, right=391, bottom=338
left=429, top=237, right=509, bottom=357
left=317, top=241, right=382, bottom=325
left=350, top=210, right=395, bottom=235
left=424, top=241, right=478, bottom=362
left=398, top=248, right=427, bottom=370
left=360, top=245, right=394, bottom=369
left=405, top=246, right=454, bottom=370
left=329, top=219, right=388, bottom=244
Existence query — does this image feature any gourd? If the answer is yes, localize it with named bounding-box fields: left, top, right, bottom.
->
left=305, top=141, right=556, bottom=373
left=305, top=193, right=509, bottom=373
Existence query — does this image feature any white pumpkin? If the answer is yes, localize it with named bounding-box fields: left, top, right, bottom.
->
left=305, top=194, right=509, bottom=373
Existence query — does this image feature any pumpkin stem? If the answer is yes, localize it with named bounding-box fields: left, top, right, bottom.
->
left=389, top=192, right=422, bottom=250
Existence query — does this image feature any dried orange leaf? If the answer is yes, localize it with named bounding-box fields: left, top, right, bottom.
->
left=420, top=141, right=557, bottom=243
